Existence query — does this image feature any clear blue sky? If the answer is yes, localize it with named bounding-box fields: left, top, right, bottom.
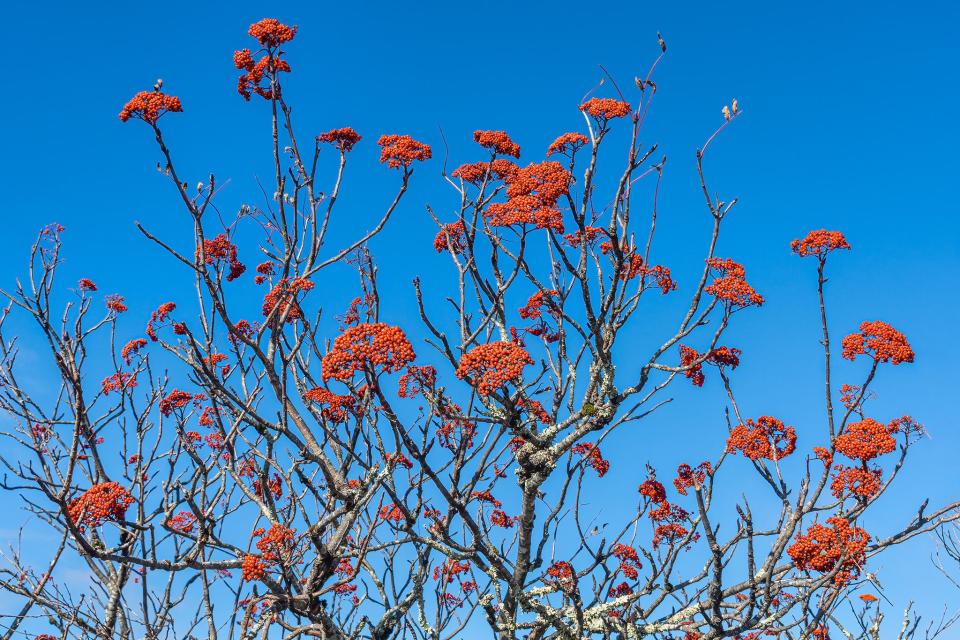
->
left=2, top=0, right=959, bottom=630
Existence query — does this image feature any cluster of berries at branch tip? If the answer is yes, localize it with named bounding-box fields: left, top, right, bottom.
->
left=167, top=511, right=197, bottom=534
left=836, top=418, right=897, bottom=462
left=791, top=229, right=851, bottom=259
left=377, top=134, right=432, bottom=169
left=435, top=401, right=477, bottom=451
left=261, top=277, right=314, bottom=323
left=101, top=372, right=137, bottom=395
left=455, top=341, right=534, bottom=397
left=518, top=289, right=564, bottom=343
left=610, top=543, right=642, bottom=579
left=304, top=386, right=356, bottom=423
left=121, top=338, right=148, bottom=364
left=571, top=442, right=610, bottom=477
left=825, top=416, right=917, bottom=501
left=242, top=524, right=296, bottom=582
left=705, top=257, right=764, bottom=307
left=397, top=365, right=437, bottom=398
left=485, top=161, right=571, bottom=233
left=379, top=504, right=405, bottom=523
left=234, top=19, right=296, bottom=100
left=119, top=91, right=182, bottom=124
left=198, top=233, right=246, bottom=281
left=473, top=130, right=521, bottom=158
left=433, top=560, right=474, bottom=603
left=545, top=560, right=575, bottom=590
left=451, top=158, right=518, bottom=184
left=638, top=477, right=695, bottom=547
left=67, top=482, right=135, bottom=532
left=787, top=517, right=870, bottom=586
left=679, top=344, right=742, bottom=386
left=726, top=416, right=797, bottom=461
left=518, top=289, right=560, bottom=321
left=841, top=320, right=914, bottom=365
left=434, top=221, right=467, bottom=254
left=317, top=127, right=362, bottom=153
left=321, top=322, right=416, bottom=382
left=159, top=389, right=204, bottom=416
left=146, top=301, right=176, bottom=341
left=563, top=225, right=605, bottom=248
left=105, top=294, right=128, bottom=314
left=673, top=462, right=711, bottom=495
left=547, top=132, right=589, bottom=157
left=237, top=459, right=284, bottom=500
left=579, top=97, right=632, bottom=122
left=385, top=451, right=414, bottom=470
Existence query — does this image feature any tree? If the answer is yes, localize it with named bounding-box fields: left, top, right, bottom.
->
left=0, top=17, right=956, bottom=640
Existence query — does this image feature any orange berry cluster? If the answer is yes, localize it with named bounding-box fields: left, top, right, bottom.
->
left=101, top=372, right=137, bottom=395
left=451, top=159, right=519, bottom=184
left=317, top=127, right=362, bottom=153
left=119, top=91, right=183, bottom=124
left=241, top=524, right=296, bottom=582
left=841, top=320, right=914, bottom=365
left=377, top=134, right=432, bottom=169
left=610, top=543, right=642, bottom=579
left=518, top=397, right=551, bottom=424
left=705, top=258, right=764, bottom=307
left=680, top=345, right=706, bottom=386
left=787, top=517, right=870, bottom=585
left=247, top=18, right=297, bottom=47
left=67, top=482, right=135, bottom=532
left=436, top=410, right=476, bottom=451
left=579, top=98, right=632, bottom=121
left=638, top=478, right=667, bottom=504
left=673, top=462, right=711, bottom=495
left=490, top=509, right=518, bottom=528
left=379, top=504, right=405, bottom=523
left=835, top=417, right=896, bottom=462
left=434, top=221, right=467, bottom=254
left=146, top=302, right=176, bottom=341
left=791, top=229, right=851, bottom=258
left=563, top=225, right=605, bottom=248
left=198, top=234, right=246, bottom=282
left=545, top=560, right=575, bottom=590
left=571, top=442, right=610, bottom=477
left=241, top=554, right=267, bottom=582
left=167, top=511, right=197, bottom=533
left=726, top=416, right=797, bottom=461
left=398, top=365, right=437, bottom=398
left=261, top=278, right=314, bottom=323
left=304, top=386, right=356, bottom=423
left=234, top=19, right=296, bottom=100
left=518, top=289, right=559, bottom=321
left=105, top=294, right=128, bottom=314
left=473, top=130, right=521, bottom=158
left=455, top=341, right=533, bottom=396
left=680, top=344, right=742, bottom=387
left=434, top=559, right=471, bottom=584
left=121, top=338, right=148, bottom=365
left=158, top=389, right=196, bottom=416
left=321, top=322, right=416, bottom=382
left=830, top=466, right=882, bottom=500
left=485, top=161, right=571, bottom=233
left=384, top=452, right=414, bottom=470
left=639, top=477, right=694, bottom=547
left=547, top=132, right=589, bottom=157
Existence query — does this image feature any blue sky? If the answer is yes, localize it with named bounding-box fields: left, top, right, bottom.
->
left=2, top=0, right=959, bottom=632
